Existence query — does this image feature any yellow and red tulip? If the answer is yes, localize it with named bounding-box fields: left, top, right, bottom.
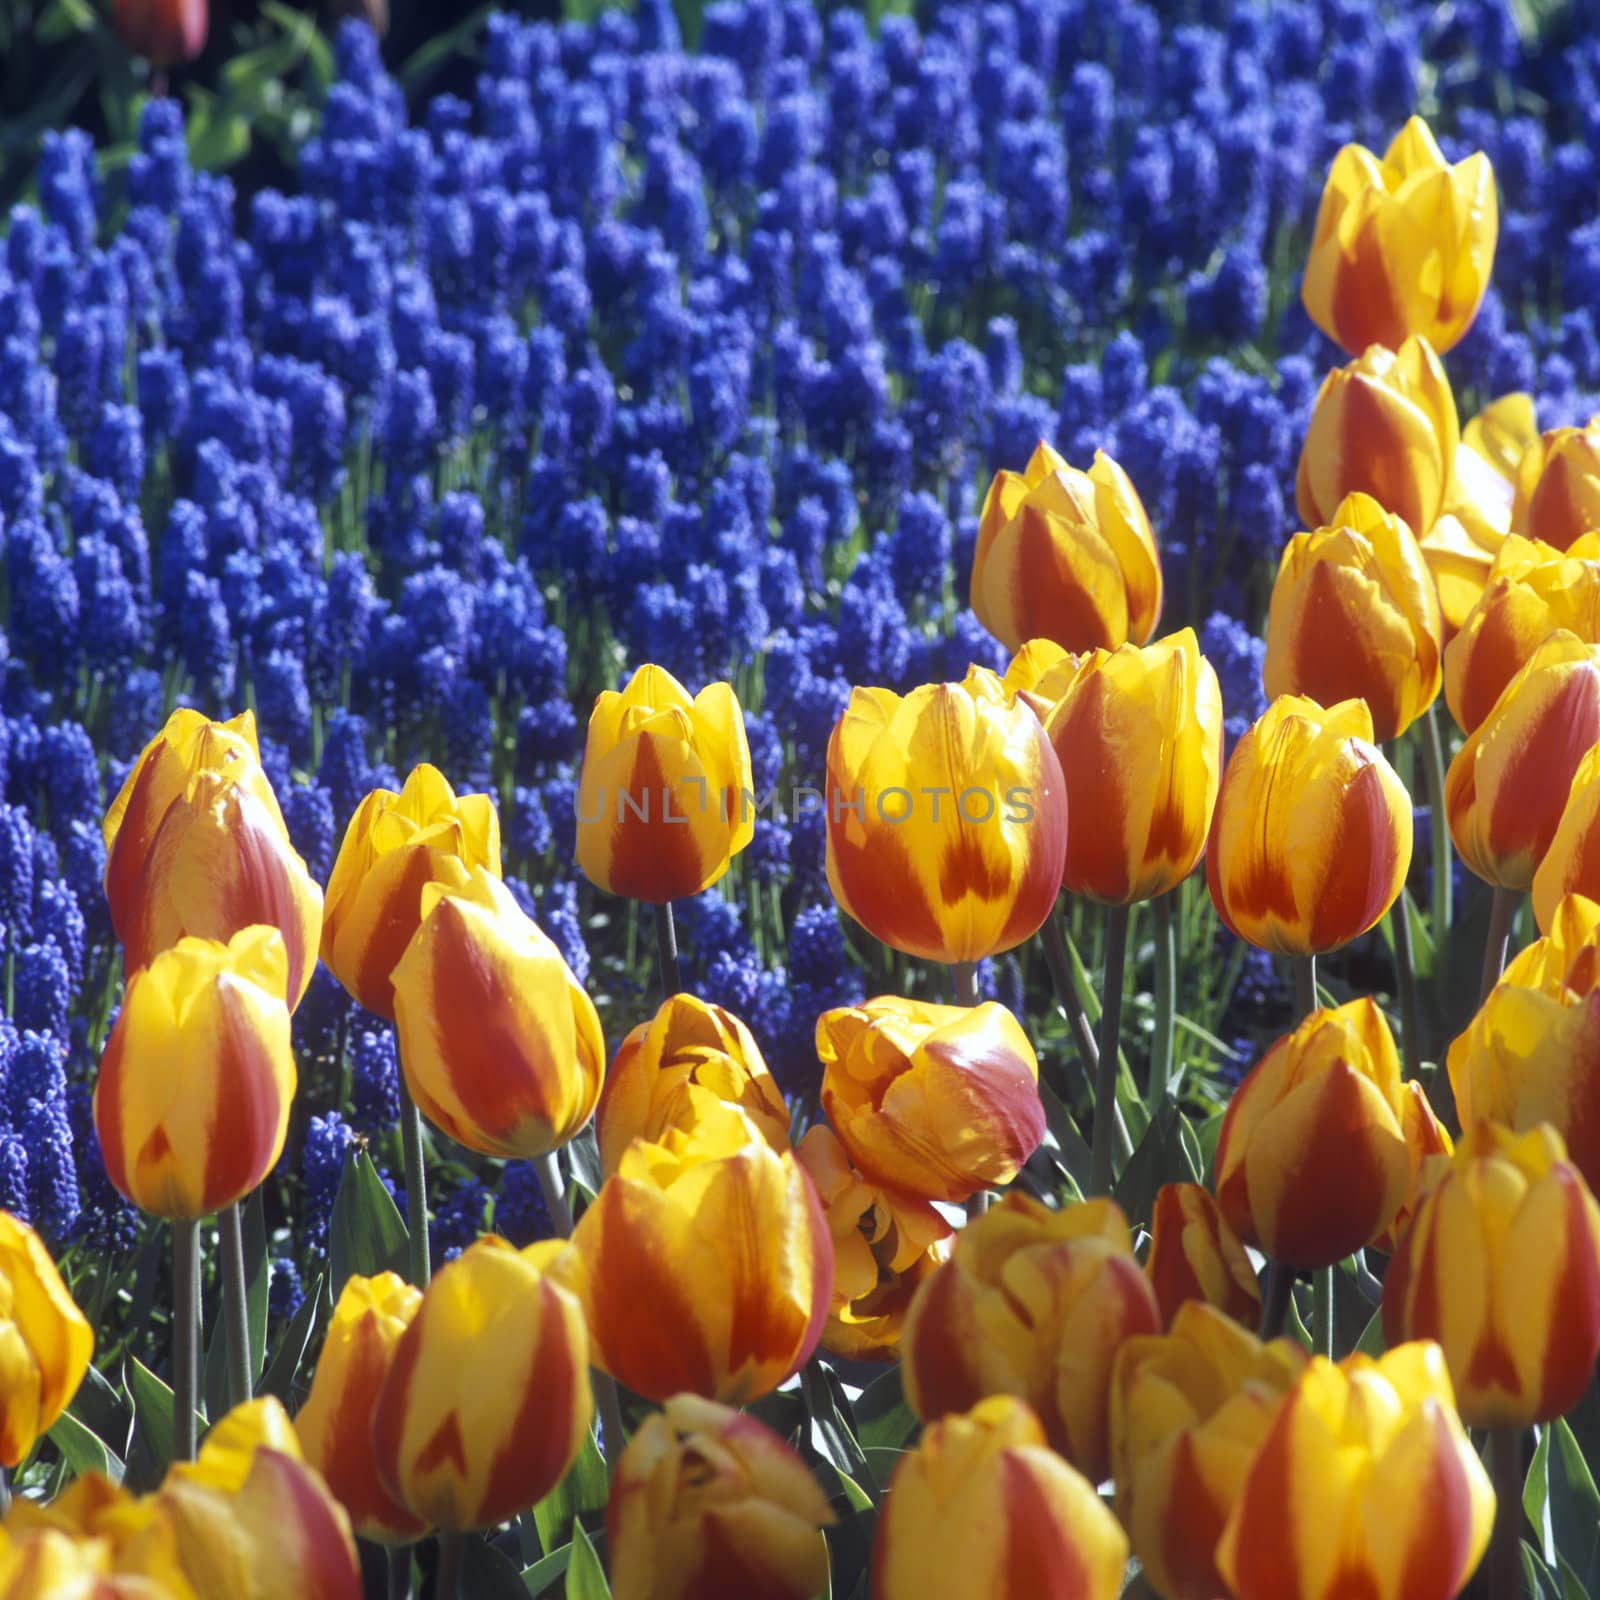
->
left=576, top=664, right=754, bottom=904
left=93, top=927, right=296, bottom=1220
left=1533, top=744, right=1600, bottom=933
left=1000, top=638, right=1078, bottom=704
left=321, top=764, right=501, bottom=1020
left=1370, top=1079, right=1455, bottom=1256
left=1511, top=415, right=1600, bottom=551
left=1206, top=695, right=1412, bottom=956
left=607, top=1394, right=835, bottom=1600
left=0, top=1524, right=171, bottom=1598
left=816, top=995, right=1044, bottom=1205
left=110, top=0, right=207, bottom=63
left=1143, top=1182, right=1260, bottom=1331
left=824, top=667, right=1069, bottom=964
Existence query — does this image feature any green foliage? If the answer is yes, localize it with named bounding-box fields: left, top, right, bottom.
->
left=329, top=1146, right=411, bottom=1295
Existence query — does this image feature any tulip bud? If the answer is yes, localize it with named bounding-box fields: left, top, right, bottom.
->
left=607, top=1395, right=835, bottom=1600
left=1443, top=533, right=1600, bottom=732
left=1215, top=1343, right=1494, bottom=1600
left=554, top=1116, right=832, bottom=1404
left=1039, top=629, right=1223, bottom=903
left=824, top=667, right=1069, bottom=964
left=390, top=869, right=604, bottom=1160
left=1263, top=493, right=1443, bottom=741
left=1295, top=336, right=1460, bottom=538
left=576, top=664, right=754, bottom=904
left=371, top=1238, right=592, bottom=1530
left=294, top=1272, right=427, bottom=1543
left=1301, top=117, right=1496, bottom=357
left=322, top=765, right=501, bottom=1020
left=1215, top=999, right=1412, bottom=1268
left=1206, top=695, right=1412, bottom=956
left=872, top=1395, right=1128, bottom=1600
left=0, top=1525, right=165, bottom=1598
left=1511, top=415, right=1600, bottom=552
left=596, top=993, right=789, bottom=1177
left=901, top=1195, right=1160, bottom=1481
left=1383, top=1122, right=1600, bottom=1429
left=817, top=996, right=1044, bottom=1204
left=795, top=1125, right=953, bottom=1361
left=1534, top=744, right=1600, bottom=933
left=1370, top=1079, right=1455, bottom=1255
left=110, top=0, right=207, bottom=62
left=1111, top=1302, right=1307, bottom=1600
left=94, top=927, right=296, bottom=1219
left=1144, top=1182, right=1260, bottom=1330
left=972, top=440, right=1163, bottom=655
left=0, top=1212, right=93, bottom=1468
left=1000, top=638, right=1078, bottom=703
left=1445, top=629, right=1600, bottom=890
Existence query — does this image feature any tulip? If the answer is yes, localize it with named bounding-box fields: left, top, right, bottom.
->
left=1383, top=1122, right=1600, bottom=1429
left=607, top=1395, right=835, bottom=1600
left=795, top=1125, right=953, bottom=1361
left=1443, top=532, right=1600, bottom=733
left=1143, top=1182, right=1260, bottom=1330
left=1000, top=638, right=1078, bottom=703
left=1038, top=629, right=1222, bottom=904
left=1448, top=893, right=1600, bottom=1194
left=872, top=1395, right=1128, bottom=1600
left=1215, top=999, right=1412, bottom=1268
left=371, top=1238, right=592, bottom=1530
left=1445, top=629, right=1600, bottom=890
left=575, top=664, right=754, bottom=904
left=1370, top=1079, right=1455, bottom=1255
left=389, top=869, right=604, bottom=1160
left=94, top=926, right=296, bottom=1219
left=817, top=996, right=1044, bottom=1205
left=322, top=764, right=501, bottom=1020
left=824, top=667, right=1069, bottom=964
left=901, top=1194, right=1160, bottom=1481
left=552, top=1114, right=831, bottom=1404
left=1206, top=695, right=1412, bottom=956
left=1533, top=743, right=1600, bottom=933
left=293, top=1272, right=427, bottom=1543
left=972, top=439, right=1163, bottom=655
left=596, top=993, right=789, bottom=1177
left=0, top=1526, right=170, bottom=1598
left=110, top=0, right=207, bottom=62
left=0, top=1212, right=93, bottom=1468
left=1511, top=415, right=1600, bottom=551
left=1262, top=493, right=1443, bottom=741
left=1301, top=116, right=1496, bottom=357
left=1215, top=1342, right=1494, bottom=1600
left=1295, top=336, right=1460, bottom=539
left=1110, top=1302, right=1307, bottom=1600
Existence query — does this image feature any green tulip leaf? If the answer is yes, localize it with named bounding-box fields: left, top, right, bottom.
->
left=329, top=1148, right=411, bottom=1297
left=565, top=1522, right=611, bottom=1600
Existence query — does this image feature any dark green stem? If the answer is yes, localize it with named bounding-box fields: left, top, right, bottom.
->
left=1150, top=892, right=1176, bottom=1107
left=533, top=1151, right=575, bottom=1238
left=950, top=960, right=979, bottom=1006
left=1313, top=1263, right=1334, bottom=1359
left=1489, top=1427, right=1525, bottom=1600
left=387, top=1547, right=412, bottom=1600
left=1089, top=903, right=1131, bottom=1196
left=1294, top=953, right=1318, bottom=1022
left=1425, top=705, right=1453, bottom=939
left=1258, top=1261, right=1294, bottom=1341
left=398, top=1075, right=431, bottom=1288
left=1391, top=893, right=1423, bottom=1079
left=1481, top=887, right=1520, bottom=1004
left=434, top=1532, right=466, bottom=1600
left=173, top=1218, right=200, bottom=1462
left=219, top=1200, right=252, bottom=1409
left=654, top=899, right=680, bottom=998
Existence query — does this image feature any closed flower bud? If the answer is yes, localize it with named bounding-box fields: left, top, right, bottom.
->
left=1534, top=745, right=1600, bottom=933
left=1111, top=1303, right=1307, bottom=1600
left=294, top=1273, right=427, bottom=1543
left=94, top=927, right=296, bottom=1219
left=1215, top=1343, right=1494, bottom=1600
left=322, top=765, right=501, bottom=1020
left=1443, top=533, right=1600, bottom=733
left=1144, top=1182, right=1260, bottom=1330
left=597, top=994, right=789, bottom=1178
left=607, top=1395, right=835, bottom=1600
left=553, top=1115, right=832, bottom=1404
left=371, top=1238, right=592, bottom=1530
left=1263, top=493, right=1443, bottom=741
left=1215, top=999, right=1412, bottom=1269
left=1207, top=696, right=1412, bottom=956
left=902, top=1195, right=1160, bottom=1481
left=973, top=440, right=1163, bottom=655
left=795, top=1125, right=953, bottom=1361
left=872, top=1395, right=1128, bottom=1600
left=1511, top=415, right=1600, bottom=552
left=576, top=664, right=754, bottom=904
left=1296, top=337, right=1460, bottom=539
left=825, top=668, right=1069, bottom=964
left=391, top=869, right=604, bottom=1161
left=817, top=996, right=1044, bottom=1205
left=1040, top=629, right=1222, bottom=903
left=1445, top=629, right=1600, bottom=890
left=1383, top=1122, right=1600, bottom=1429
left=110, top=0, right=207, bottom=63
left=0, top=1212, right=93, bottom=1468
left=1302, top=117, right=1496, bottom=357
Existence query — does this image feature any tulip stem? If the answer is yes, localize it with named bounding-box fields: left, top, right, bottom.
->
left=1258, top=1261, right=1294, bottom=1341
left=1481, top=887, right=1520, bottom=1004
left=653, top=900, right=681, bottom=998
left=1312, top=1264, right=1334, bottom=1359
left=434, top=1532, right=465, bottom=1600
left=1150, top=892, right=1176, bottom=1107
left=533, top=1150, right=575, bottom=1237
left=173, top=1217, right=200, bottom=1463
left=219, top=1200, right=253, bottom=1408
left=1489, top=1428, right=1526, bottom=1600
left=1089, top=903, right=1131, bottom=1197
left=1294, top=954, right=1318, bottom=1022
left=1391, top=894, right=1423, bottom=1080
left=1425, top=705, right=1453, bottom=938
left=387, top=1548, right=412, bottom=1600
left=0, top=1468, right=10, bottom=1516
left=397, top=1077, right=431, bottom=1288
left=950, top=960, right=979, bottom=1006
